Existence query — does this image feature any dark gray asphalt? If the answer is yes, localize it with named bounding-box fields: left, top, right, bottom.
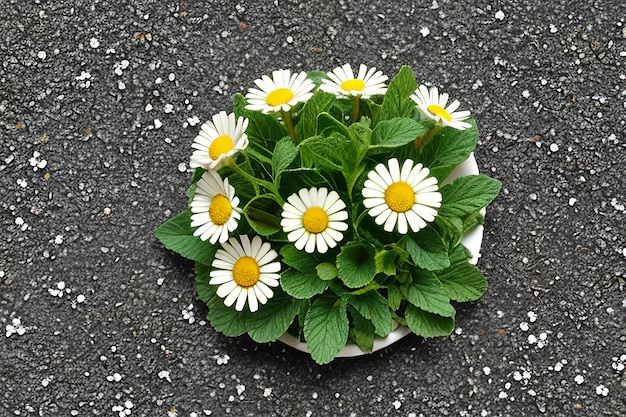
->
left=1, top=0, right=625, bottom=416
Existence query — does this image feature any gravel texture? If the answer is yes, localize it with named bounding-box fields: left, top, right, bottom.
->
left=1, top=0, right=625, bottom=416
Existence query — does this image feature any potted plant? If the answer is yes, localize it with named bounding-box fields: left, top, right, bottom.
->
left=156, top=64, right=501, bottom=364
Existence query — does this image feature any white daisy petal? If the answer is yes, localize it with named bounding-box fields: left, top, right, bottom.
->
left=362, top=159, right=442, bottom=234
left=244, top=69, right=314, bottom=114
left=281, top=187, right=349, bottom=254
left=319, top=64, right=388, bottom=98
left=209, top=235, right=281, bottom=312
left=410, top=85, right=472, bottom=130
left=189, top=111, right=249, bottom=169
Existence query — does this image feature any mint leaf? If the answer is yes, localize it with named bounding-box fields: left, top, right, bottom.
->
left=246, top=289, right=306, bottom=343
left=280, top=268, right=328, bottom=299
left=299, top=134, right=347, bottom=171
left=405, top=304, right=455, bottom=338
left=375, top=244, right=410, bottom=276
left=400, top=228, right=450, bottom=271
left=376, top=66, right=418, bottom=123
left=436, top=261, right=488, bottom=302
left=337, top=240, right=377, bottom=288
left=155, top=210, right=218, bottom=266
left=438, top=175, right=502, bottom=219
left=402, top=269, right=455, bottom=317
left=369, top=118, right=428, bottom=153
left=387, top=283, right=403, bottom=311
left=304, top=295, right=349, bottom=365
left=349, top=290, right=392, bottom=337
left=272, top=136, right=298, bottom=177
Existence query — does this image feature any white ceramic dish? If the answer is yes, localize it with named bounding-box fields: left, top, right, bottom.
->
left=278, top=154, right=482, bottom=357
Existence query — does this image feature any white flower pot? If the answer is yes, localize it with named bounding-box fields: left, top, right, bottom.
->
left=278, top=154, right=483, bottom=357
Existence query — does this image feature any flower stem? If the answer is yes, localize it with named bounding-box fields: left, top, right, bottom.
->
left=351, top=95, right=360, bottom=123
left=282, top=110, right=297, bottom=144
left=414, top=125, right=439, bottom=149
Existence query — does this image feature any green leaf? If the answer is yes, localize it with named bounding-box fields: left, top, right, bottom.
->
left=280, top=268, right=328, bottom=299
left=280, top=244, right=318, bottom=272
left=405, top=304, right=455, bottom=338
left=436, top=261, right=488, bottom=302
left=432, top=216, right=464, bottom=251
left=349, top=290, right=392, bottom=337
left=233, top=93, right=288, bottom=145
left=417, top=121, right=478, bottom=182
left=306, top=71, right=329, bottom=88
left=207, top=294, right=249, bottom=337
left=278, top=168, right=331, bottom=200
left=376, top=66, right=418, bottom=123
left=337, top=240, right=377, bottom=288
left=387, top=283, right=403, bottom=311
left=272, top=136, right=298, bottom=177
left=155, top=210, right=218, bottom=266
left=243, top=196, right=282, bottom=236
left=246, top=289, right=307, bottom=343
left=348, top=306, right=375, bottom=353
left=295, top=90, right=335, bottom=139
left=369, top=118, right=428, bottom=153
left=438, top=175, right=502, bottom=219
left=316, top=262, right=338, bottom=281
left=194, top=262, right=215, bottom=304
left=375, top=244, right=410, bottom=276
left=298, top=134, right=347, bottom=171
left=303, top=295, right=349, bottom=364
left=400, top=229, right=450, bottom=271
left=402, top=269, right=456, bottom=317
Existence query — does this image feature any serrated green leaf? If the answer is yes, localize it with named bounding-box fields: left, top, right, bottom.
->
left=376, top=66, right=418, bottom=124
left=316, top=262, right=338, bottom=281
left=207, top=294, right=249, bottom=337
left=272, top=136, right=298, bottom=177
left=349, top=290, right=392, bottom=337
left=402, top=269, right=456, bottom=317
left=280, top=268, right=328, bottom=299
left=348, top=306, right=375, bottom=353
left=337, top=240, right=377, bottom=288
left=155, top=210, right=218, bottom=266
left=375, top=245, right=410, bottom=276
left=405, top=304, right=455, bottom=338
left=295, top=90, right=336, bottom=139
left=436, top=261, right=488, bottom=302
left=304, top=295, right=349, bottom=364
left=387, top=284, right=403, bottom=311
left=438, top=175, right=502, bottom=219
left=194, top=262, right=215, bottom=304
left=243, top=196, right=282, bottom=236
left=246, top=289, right=307, bottom=343
left=280, top=244, right=319, bottom=272
left=417, top=120, right=478, bottom=182
left=298, top=134, right=347, bottom=171
left=368, top=118, right=428, bottom=153
left=400, top=229, right=450, bottom=271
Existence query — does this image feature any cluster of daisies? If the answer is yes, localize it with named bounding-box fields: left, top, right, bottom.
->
left=187, top=64, right=471, bottom=313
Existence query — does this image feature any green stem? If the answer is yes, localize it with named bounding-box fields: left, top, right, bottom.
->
left=226, top=157, right=279, bottom=198
left=351, top=95, right=360, bottom=123
left=414, top=125, right=439, bottom=149
left=282, top=110, right=297, bottom=144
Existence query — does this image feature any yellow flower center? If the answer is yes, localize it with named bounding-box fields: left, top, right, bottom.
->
left=208, top=194, right=233, bottom=225
left=232, top=256, right=260, bottom=288
left=302, top=206, right=329, bottom=234
left=341, top=79, right=366, bottom=92
left=266, top=88, right=294, bottom=107
left=384, top=181, right=415, bottom=213
left=208, top=135, right=234, bottom=160
left=426, top=104, right=453, bottom=122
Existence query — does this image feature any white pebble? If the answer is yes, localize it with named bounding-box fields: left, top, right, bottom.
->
left=37, top=51, right=47, bottom=59
left=154, top=119, right=163, bottom=129
left=569, top=197, right=577, bottom=206
left=495, top=10, right=505, bottom=20
left=420, top=26, right=430, bottom=37
left=483, top=366, right=491, bottom=376
left=574, top=375, right=584, bottom=384
left=549, top=143, right=559, bottom=152
left=90, top=38, right=100, bottom=48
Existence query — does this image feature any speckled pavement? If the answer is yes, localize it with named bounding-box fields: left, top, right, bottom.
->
left=1, top=1, right=625, bottom=416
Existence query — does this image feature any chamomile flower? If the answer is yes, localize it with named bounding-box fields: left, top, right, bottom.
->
left=189, top=111, right=249, bottom=170
left=209, top=235, right=281, bottom=312
left=410, top=85, right=472, bottom=130
left=320, top=63, right=388, bottom=98
left=244, top=69, right=315, bottom=114
left=190, top=170, right=241, bottom=244
left=362, top=158, right=442, bottom=234
left=281, top=187, right=348, bottom=254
